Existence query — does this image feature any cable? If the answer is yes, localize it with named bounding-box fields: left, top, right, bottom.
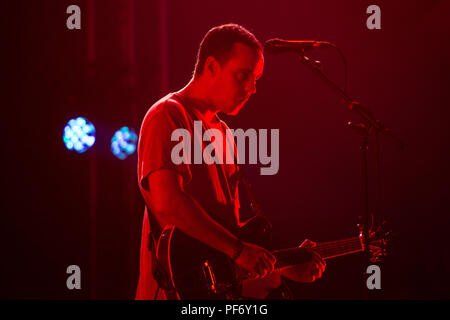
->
left=328, top=43, right=348, bottom=94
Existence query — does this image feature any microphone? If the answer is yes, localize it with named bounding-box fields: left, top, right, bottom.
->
left=264, top=38, right=333, bottom=53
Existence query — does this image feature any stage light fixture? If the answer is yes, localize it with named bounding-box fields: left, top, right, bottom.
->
left=111, top=126, right=138, bottom=160
left=63, top=117, right=96, bottom=153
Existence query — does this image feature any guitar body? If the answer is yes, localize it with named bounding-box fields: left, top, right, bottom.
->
left=156, top=216, right=274, bottom=299
left=155, top=214, right=388, bottom=299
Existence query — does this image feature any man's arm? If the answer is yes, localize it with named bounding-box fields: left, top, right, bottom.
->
left=143, top=169, right=275, bottom=278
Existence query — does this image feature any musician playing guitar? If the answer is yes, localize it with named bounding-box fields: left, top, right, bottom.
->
left=135, top=24, right=326, bottom=300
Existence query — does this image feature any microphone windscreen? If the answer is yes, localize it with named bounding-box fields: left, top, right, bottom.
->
left=263, top=39, right=288, bottom=54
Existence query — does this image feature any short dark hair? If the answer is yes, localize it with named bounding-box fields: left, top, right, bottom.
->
left=193, top=23, right=262, bottom=78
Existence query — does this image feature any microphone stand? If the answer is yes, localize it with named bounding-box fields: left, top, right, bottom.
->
left=296, top=51, right=404, bottom=262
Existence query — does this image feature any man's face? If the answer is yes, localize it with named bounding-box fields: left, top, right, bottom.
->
left=211, top=43, right=264, bottom=115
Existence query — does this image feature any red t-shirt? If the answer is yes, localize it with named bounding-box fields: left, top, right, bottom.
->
left=135, top=92, right=240, bottom=299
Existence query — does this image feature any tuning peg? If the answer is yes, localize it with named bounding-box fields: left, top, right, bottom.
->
left=370, top=255, right=382, bottom=263
left=384, top=230, right=393, bottom=241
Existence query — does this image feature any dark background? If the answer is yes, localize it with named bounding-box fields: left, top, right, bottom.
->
left=2, top=0, right=450, bottom=299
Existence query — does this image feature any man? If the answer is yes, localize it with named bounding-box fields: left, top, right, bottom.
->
left=135, top=23, right=325, bottom=300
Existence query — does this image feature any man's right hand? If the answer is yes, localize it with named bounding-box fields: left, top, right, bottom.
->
left=234, top=242, right=276, bottom=279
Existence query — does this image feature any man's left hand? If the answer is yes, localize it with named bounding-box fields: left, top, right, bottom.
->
left=279, top=239, right=326, bottom=283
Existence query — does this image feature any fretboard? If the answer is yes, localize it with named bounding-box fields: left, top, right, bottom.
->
left=273, top=236, right=364, bottom=269
left=315, top=236, right=363, bottom=259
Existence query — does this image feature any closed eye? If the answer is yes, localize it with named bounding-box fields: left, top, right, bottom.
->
left=236, top=71, right=250, bottom=82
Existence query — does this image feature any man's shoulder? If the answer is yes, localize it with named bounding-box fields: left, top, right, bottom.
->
left=143, top=92, right=187, bottom=122
left=145, top=93, right=184, bottom=119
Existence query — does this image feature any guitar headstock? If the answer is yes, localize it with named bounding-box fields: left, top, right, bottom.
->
left=358, top=215, right=392, bottom=263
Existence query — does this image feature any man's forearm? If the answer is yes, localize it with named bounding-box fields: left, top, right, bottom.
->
left=158, top=191, right=242, bottom=259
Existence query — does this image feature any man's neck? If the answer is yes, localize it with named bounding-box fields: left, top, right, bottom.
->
left=177, top=78, right=219, bottom=123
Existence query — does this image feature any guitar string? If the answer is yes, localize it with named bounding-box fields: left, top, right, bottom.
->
left=316, top=238, right=361, bottom=251
left=274, top=240, right=363, bottom=265
left=317, top=247, right=362, bottom=259
left=274, top=245, right=363, bottom=269
left=316, top=240, right=363, bottom=256
left=317, top=245, right=363, bottom=258
left=274, top=238, right=362, bottom=258
left=313, top=239, right=363, bottom=259
left=316, top=237, right=361, bottom=247
left=315, top=238, right=362, bottom=253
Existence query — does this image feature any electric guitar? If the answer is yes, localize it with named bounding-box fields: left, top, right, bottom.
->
left=156, top=215, right=389, bottom=299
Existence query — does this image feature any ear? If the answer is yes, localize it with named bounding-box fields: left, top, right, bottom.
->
left=204, top=56, right=220, bottom=78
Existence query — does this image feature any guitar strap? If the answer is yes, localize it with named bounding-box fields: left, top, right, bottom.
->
left=145, top=205, right=179, bottom=299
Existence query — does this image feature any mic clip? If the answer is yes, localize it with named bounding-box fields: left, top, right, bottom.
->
left=297, top=52, right=322, bottom=70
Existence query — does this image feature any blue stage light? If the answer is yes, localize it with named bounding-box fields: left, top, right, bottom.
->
left=63, top=117, right=96, bottom=153
left=111, top=127, right=138, bottom=160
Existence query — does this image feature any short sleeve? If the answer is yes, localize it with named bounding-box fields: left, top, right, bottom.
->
left=138, top=103, right=192, bottom=191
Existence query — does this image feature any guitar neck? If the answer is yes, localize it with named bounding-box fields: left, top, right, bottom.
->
left=315, top=236, right=364, bottom=260
left=273, top=236, right=364, bottom=269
